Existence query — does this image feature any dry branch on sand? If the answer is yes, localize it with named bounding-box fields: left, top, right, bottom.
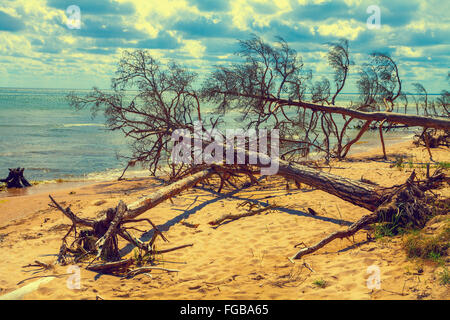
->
left=208, top=203, right=277, bottom=226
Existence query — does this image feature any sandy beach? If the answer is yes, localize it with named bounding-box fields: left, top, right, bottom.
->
left=0, top=139, right=448, bottom=300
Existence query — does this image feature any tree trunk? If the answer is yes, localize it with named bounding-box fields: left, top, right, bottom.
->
left=1, top=168, right=32, bottom=188
left=123, top=168, right=214, bottom=220
left=276, top=159, right=382, bottom=211
left=218, top=92, right=450, bottom=130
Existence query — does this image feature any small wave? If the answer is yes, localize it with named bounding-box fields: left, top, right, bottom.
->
left=83, top=167, right=150, bottom=181
left=0, top=152, right=15, bottom=157
left=26, top=167, right=60, bottom=172
left=62, top=123, right=105, bottom=128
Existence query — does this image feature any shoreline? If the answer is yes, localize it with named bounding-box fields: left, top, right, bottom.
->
left=0, top=135, right=428, bottom=227
left=0, top=129, right=418, bottom=200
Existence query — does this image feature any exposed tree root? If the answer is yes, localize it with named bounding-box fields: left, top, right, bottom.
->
left=291, top=170, right=446, bottom=260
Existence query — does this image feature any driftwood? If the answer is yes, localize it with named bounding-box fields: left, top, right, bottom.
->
left=1, top=168, right=32, bottom=188
left=124, top=266, right=180, bottom=279
left=94, top=200, right=127, bottom=261
left=291, top=170, right=446, bottom=260
left=49, top=157, right=446, bottom=271
left=48, top=171, right=211, bottom=275
left=208, top=204, right=276, bottom=226
left=86, top=259, right=133, bottom=273
left=414, top=129, right=449, bottom=150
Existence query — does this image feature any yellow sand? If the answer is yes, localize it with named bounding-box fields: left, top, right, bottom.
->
left=0, top=140, right=448, bottom=300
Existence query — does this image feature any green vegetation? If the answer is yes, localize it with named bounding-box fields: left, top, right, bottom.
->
left=133, top=244, right=163, bottom=267
left=390, top=157, right=449, bottom=172
left=436, top=162, right=450, bottom=170
left=312, top=279, right=327, bottom=288
left=403, top=217, right=449, bottom=266
left=439, top=267, right=450, bottom=285
left=392, top=156, right=406, bottom=171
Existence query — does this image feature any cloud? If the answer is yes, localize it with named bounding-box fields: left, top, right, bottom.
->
left=135, top=31, right=181, bottom=49
left=0, top=0, right=447, bottom=92
left=251, top=20, right=318, bottom=43
left=403, top=28, right=449, bottom=47
left=379, top=1, right=420, bottom=27
left=78, top=47, right=117, bottom=55
left=188, top=0, right=230, bottom=12
left=0, top=10, right=24, bottom=32
left=287, top=1, right=354, bottom=22
left=47, top=0, right=135, bottom=15
left=75, top=16, right=146, bottom=39
left=171, top=15, right=246, bottom=39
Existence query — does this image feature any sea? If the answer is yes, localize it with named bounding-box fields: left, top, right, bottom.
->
left=0, top=88, right=418, bottom=185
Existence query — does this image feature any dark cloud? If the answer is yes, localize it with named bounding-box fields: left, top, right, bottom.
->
left=379, top=1, right=420, bottom=27
left=286, top=0, right=419, bottom=28
left=403, top=29, right=448, bottom=47
left=187, top=0, right=229, bottom=12
left=47, top=0, right=135, bottom=15
left=94, top=38, right=130, bottom=48
left=135, top=31, right=181, bottom=49
left=288, top=1, right=354, bottom=22
left=30, top=38, right=44, bottom=46
left=252, top=20, right=323, bottom=44
left=202, top=38, right=240, bottom=55
left=78, top=47, right=117, bottom=55
left=0, top=10, right=24, bottom=32
left=35, top=43, right=63, bottom=54
left=75, top=16, right=146, bottom=39
left=171, top=15, right=246, bottom=39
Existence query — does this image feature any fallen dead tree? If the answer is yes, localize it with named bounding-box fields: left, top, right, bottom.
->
left=48, top=167, right=217, bottom=274
left=48, top=155, right=446, bottom=273
left=214, top=92, right=450, bottom=131
left=202, top=37, right=450, bottom=161
left=414, top=129, right=449, bottom=148
left=207, top=91, right=450, bottom=160
left=290, top=169, right=447, bottom=260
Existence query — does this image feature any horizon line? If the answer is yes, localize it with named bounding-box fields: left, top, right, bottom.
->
left=0, top=86, right=445, bottom=95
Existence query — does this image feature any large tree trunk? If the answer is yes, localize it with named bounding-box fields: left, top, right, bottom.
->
left=124, top=168, right=214, bottom=220
left=217, top=92, right=450, bottom=130
left=277, top=159, right=381, bottom=211
left=51, top=161, right=385, bottom=229
left=50, top=167, right=215, bottom=228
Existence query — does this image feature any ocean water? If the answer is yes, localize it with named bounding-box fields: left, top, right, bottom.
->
left=0, top=88, right=416, bottom=184
left=0, top=88, right=133, bottom=182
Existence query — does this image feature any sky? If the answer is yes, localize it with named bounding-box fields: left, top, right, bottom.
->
left=0, top=0, right=448, bottom=93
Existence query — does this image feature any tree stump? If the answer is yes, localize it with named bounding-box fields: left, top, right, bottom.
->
left=0, top=168, right=32, bottom=188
